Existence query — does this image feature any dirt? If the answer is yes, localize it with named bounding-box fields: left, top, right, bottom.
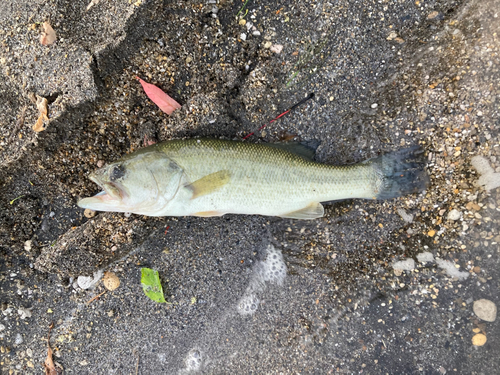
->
left=0, top=0, right=499, bottom=373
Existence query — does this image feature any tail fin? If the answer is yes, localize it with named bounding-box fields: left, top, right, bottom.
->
left=370, top=146, right=429, bottom=199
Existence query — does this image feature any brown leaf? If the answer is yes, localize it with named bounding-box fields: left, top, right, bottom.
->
left=136, top=76, right=181, bottom=115
left=44, top=323, right=62, bottom=375
left=33, top=96, right=49, bottom=132
left=44, top=345, right=58, bottom=375
left=40, top=21, right=57, bottom=46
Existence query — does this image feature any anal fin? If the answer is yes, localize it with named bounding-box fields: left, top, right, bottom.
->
left=193, top=210, right=225, bottom=217
left=186, top=170, right=231, bottom=200
left=279, top=202, right=324, bottom=220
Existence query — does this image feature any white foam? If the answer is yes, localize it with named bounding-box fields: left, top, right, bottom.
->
left=417, top=252, right=435, bottom=263
left=435, top=258, right=469, bottom=280
left=182, top=348, right=203, bottom=372
left=397, top=208, right=414, bottom=223
left=257, top=244, right=287, bottom=285
left=392, top=259, right=415, bottom=271
left=237, top=294, right=260, bottom=315
left=236, top=244, right=287, bottom=316
left=471, top=156, right=500, bottom=192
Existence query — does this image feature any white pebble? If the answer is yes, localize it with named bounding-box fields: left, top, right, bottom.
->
left=15, top=333, right=23, bottom=345
left=240, top=33, right=247, bottom=41
left=18, top=307, right=32, bottom=320
left=270, top=44, right=283, bottom=54
left=371, top=103, right=378, bottom=109
left=252, top=30, right=261, bottom=36
left=447, top=209, right=461, bottom=221
left=473, top=299, right=497, bottom=322
left=77, top=270, right=104, bottom=290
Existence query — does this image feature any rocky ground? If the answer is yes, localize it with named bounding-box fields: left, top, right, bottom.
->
left=0, top=0, right=499, bottom=373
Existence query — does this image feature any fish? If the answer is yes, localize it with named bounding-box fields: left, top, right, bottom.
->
left=77, top=139, right=429, bottom=219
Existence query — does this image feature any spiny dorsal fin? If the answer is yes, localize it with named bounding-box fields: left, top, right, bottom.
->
left=267, top=140, right=320, bottom=161
left=279, top=202, right=324, bottom=219
left=186, top=170, right=231, bottom=199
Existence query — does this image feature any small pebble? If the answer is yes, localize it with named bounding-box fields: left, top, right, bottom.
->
left=371, top=103, right=378, bottom=109
left=386, top=31, right=397, bottom=40
left=427, top=11, right=439, bottom=19
left=447, top=209, right=461, bottom=221
left=103, top=272, right=120, bottom=291
left=270, top=44, right=283, bottom=54
left=240, top=33, right=247, bottom=41
left=15, top=333, right=23, bottom=345
left=84, top=209, right=96, bottom=218
left=473, top=299, right=497, bottom=322
left=427, top=229, right=436, bottom=237
left=472, top=333, right=487, bottom=346
left=263, top=41, right=272, bottom=49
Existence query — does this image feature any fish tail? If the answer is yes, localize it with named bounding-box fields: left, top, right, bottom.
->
left=370, top=146, right=429, bottom=199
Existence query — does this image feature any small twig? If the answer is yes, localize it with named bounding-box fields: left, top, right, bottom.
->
left=86, top=290, right=106, bottom=304
left=47, top=322, right=54, bottom=342
left=242, top=93, right=315, bottom=140
left=10, top=195, right=25, bottom=205
left=236, top=0, right=251, bottom=18
left=133, top=348, right=140, bottom=375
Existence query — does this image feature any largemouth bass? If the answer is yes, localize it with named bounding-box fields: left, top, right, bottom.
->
left=77, top=139, right=428, bottom=219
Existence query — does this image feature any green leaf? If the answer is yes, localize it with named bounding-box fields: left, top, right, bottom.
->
left=140, top=268, right=168, bottom=303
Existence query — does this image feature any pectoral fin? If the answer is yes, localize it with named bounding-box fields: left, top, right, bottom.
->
left=279, top=202, right=324, bottom=220
left=186, top=170, right=231, bottom=199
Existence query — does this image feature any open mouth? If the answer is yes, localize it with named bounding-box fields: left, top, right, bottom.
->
left=90, top=176, right=123, bottom=201
left=77, top=175, right=126, bottom=211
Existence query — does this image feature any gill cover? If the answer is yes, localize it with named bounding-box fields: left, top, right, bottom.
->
left=77, top=151, right=184, bottom=214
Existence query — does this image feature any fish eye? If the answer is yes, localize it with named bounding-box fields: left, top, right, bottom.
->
left=110, top=164, right=126, bottom=181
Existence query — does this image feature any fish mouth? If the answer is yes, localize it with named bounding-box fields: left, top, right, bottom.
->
left=77, top=175, right=126, bottom=211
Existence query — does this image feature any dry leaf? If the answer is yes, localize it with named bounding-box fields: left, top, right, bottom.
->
left=86, top=0, right=100, bottom=11
left=33, top=96, right=49, bottom=132
left=44, top=345, right=58, bottom=375
left=44, top=323, right=62, bottom=375
left=40, top=21, right=56, bottom=46
left=136, top=76, right=181, bottom=115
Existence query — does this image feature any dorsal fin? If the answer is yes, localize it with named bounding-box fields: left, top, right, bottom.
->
left=267, top=140, right=320, bottom=161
